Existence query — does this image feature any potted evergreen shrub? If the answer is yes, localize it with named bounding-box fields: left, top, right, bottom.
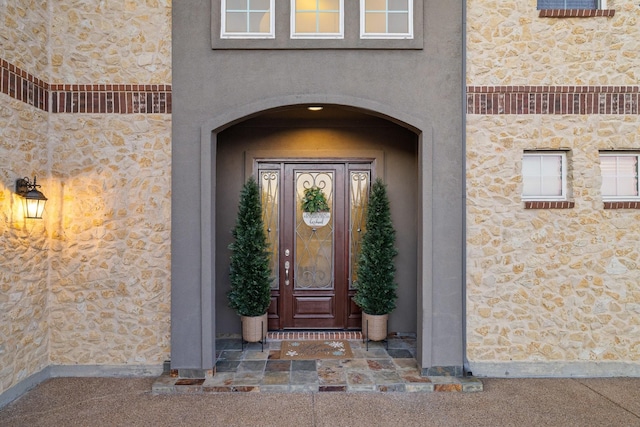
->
left=227, top=176, right=272, bottom=342
left=353, top=178, right=398, bottom=341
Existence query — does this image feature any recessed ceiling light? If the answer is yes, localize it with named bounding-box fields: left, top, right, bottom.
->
left=307, top=106, right=323, bottom=111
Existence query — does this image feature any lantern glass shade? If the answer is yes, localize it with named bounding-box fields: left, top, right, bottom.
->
left=23, top=189, right=47, bottom=219
left=16, top=177, right=48, bottom=219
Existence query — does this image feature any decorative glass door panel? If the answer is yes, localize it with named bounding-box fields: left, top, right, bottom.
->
left=295, top=171, right=334, bottom=290
left=260, top=170, right=280, bottom=289
left=349, top=171, right=370, bottom=290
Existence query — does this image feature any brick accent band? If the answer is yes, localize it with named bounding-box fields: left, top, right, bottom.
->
left=603, top=201, right=640, bottom=209
left=1, top=58, right=171, bottom=114
left=467, top=86, right=640, bottom=115
left=467, top=86, right=640, bottom=93
left=267, top=331, right=363, bottom=341
left=538, top=9, right=615, bottom=18
left=1, top=59, right=49, bottom=111
left=51, top=87, right=171, bottom=114
left=6, top=58, right=637, bottom=117
left=524, top=201, right=575, bottom=209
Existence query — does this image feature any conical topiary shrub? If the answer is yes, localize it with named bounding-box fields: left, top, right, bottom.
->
left=227, top=177, right=272, bottom=323
left=353, top=178, right=397, bottom=339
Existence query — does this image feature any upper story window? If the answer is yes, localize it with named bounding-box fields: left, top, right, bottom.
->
left=212, top=0, right=423, bottom=49
left=361, top=0, right=413, bottom=39
left=522, top=152, right=568, bottom=201
left=291, top=0, right=344, bottom=39
left=600, top=153, right=640, bottom=200
left=222, top=0, right=275, bottom=38
left=537, top=0, right=606, bottom=9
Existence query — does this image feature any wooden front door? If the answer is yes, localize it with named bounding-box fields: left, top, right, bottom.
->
left=258, top=161, right=371, bottom=330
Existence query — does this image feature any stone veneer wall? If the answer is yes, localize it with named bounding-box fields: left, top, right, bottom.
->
left=0, top=1, right=49, bottom=75
left=47, top=113, right=171, bottom=366
left=1, top=0, right=171, bottom=397
left=0, top=97, right=50, bottom=396
left=467, top=0, right=638, bottom=86
left=0, top=0, right=52, bottom=398
left=50, top=0, right=171, bottom=84
left=466, top=0, right=640, bottom=375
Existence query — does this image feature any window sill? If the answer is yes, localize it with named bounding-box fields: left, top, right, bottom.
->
left=538, top=9, right=615, bottom=18
left=524, top=201, right=575, bottom=209
left=604, top=201, right=640, bottom=209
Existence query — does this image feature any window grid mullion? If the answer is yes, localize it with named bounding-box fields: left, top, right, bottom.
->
left=223, top=0, right=274, bottom=38
left=292, top=0, right=343, bottom=38
left=361, top=0, right=412, bottom=39
left=522, top=153, right=566, bottom=201
left=537, top=156, right=545, bottom=196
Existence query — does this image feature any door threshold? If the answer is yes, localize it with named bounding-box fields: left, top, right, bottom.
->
left=267, top=330, right=362, bottom=341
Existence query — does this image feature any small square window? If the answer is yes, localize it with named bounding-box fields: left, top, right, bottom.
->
left=222, top=0, right=274, bottom=39
left=537, top=0, right=605, bottom=9
left=291, top=0, right=344, bottom=39
left=361, top=0, right=413, bottom=39
left=522, top=152, right=568, bottom=200
left=600, top=153, right=640, bottom=200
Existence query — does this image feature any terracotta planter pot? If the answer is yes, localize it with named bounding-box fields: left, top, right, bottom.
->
left=241, top=313, right=268, bottom=342
left=362, top=312, right=388, bottom=341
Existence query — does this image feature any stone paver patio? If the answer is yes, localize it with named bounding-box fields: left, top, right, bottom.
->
left=153, top=333, right=482, bottom=393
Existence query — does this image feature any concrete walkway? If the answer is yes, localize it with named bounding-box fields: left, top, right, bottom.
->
left=1, top=377, right=639, bottom=426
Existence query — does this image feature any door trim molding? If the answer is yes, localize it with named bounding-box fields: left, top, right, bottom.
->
left=246, top=150, right=385, bottom=181
left=256, top=160, right=374, bottom=330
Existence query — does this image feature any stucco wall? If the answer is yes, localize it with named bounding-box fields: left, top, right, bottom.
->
left=172, top=0, right=464, bottom=371
left=466, top=0, right=640, bottom=375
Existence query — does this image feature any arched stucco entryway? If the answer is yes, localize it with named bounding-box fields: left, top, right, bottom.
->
left=197, top=95, right=434, bottom=371
left=171, top=94, right=463, bottom=377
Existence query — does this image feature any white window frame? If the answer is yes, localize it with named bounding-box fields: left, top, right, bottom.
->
left=537, top=0, right=607, bottom=9
left=522, top=152, right=568, bottom=201
left=600, top=152, right=640, bottom=201
left=360, top=0, right=413, bottom=39
left=221, top=0, right=275, bottom=39
left=290, top=0, right=344, bottom=39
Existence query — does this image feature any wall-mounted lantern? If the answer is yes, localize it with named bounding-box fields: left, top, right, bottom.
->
left=15, top=176, right=48, bottom=219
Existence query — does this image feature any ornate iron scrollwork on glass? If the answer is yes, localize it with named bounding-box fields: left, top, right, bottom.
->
left=260, top=170, right=280, bottom=289
left=349, top=171, right=370, bottom=289
left=295, top=171, right=334, bottom=290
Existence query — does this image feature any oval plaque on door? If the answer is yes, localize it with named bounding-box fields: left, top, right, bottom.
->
left=302, top=212, right=331, bottom=227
